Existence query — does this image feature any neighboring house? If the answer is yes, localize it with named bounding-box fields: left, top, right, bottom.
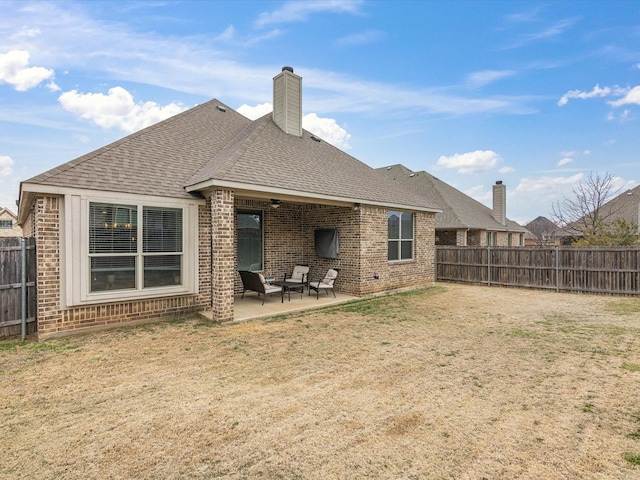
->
left=377, top=164, right=527, bottom=246
left=598, top=185, right=640, bottom=231
left=18, top=67, right=440, bottom=339
left=524, top=216, right=562, bottom=246
left=0, top=207, right=23, bottom=237
left=559, top=184, right=640, bottom=244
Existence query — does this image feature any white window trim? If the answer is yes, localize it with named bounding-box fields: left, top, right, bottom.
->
left=63, top=193, right=200, bottom=307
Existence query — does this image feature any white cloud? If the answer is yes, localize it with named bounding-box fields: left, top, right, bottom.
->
left=465, top=184, right=492, bottom=204
left=507, top=17, right=578, bottom=49
left=557, top=157, right=572, bottom=167
left=557, top=84, right=611, bottom=106
left=608, top=86, right=640, bottom=107
left=0, top=50, right=54, bottom=91
left=237, top=102, right=351, bottom=149
left=0, top=155, right=14, bottom=176
left=303, top=113, right=351, bottom=149
left=437, top=150, right=501, bottom=174
left=254, top=0, right=363, bottom=28
left=58, top=87, right=187, bottom=132
left=498, top=166, right=515, bottom=174
left=335, top=30, right=384, bottom=47
left=237, top=102, right=272, bottom=119
left=467, top=70, right=516, bottom=87
left=514, top=173, right=583, bottom=201
left=583, top=150, right=591, bottom=155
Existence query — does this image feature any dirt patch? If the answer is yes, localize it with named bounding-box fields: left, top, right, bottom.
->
left=2, top=283, right=640, bottom=479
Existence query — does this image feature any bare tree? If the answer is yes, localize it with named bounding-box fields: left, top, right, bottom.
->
left=551, top=171, right=624, bottom=243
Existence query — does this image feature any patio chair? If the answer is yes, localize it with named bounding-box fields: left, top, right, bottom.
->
left=284, top=264, right=309, bottom=287
left=309, top=268, right=339, bottom=299
left=238, top=271, right=282, bottom=305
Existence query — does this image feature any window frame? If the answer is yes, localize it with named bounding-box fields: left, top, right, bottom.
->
left=63, top=194, right=200, bottom=307
left=387, top=210, right=414, bottom=262
left=0, top=219, right=13, bottom=228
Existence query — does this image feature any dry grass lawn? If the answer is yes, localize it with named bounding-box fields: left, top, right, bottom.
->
left=2, top=283, right=640, bottom=479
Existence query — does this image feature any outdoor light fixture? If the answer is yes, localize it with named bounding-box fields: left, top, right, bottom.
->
left=353, top=203, right=361, bottom=211
left=270, top=199, right=281, bottom=209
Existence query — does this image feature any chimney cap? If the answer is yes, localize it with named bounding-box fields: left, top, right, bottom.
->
left=282, top=66, right=294, bottom=73
left=496, top=180, right=503, bottom=185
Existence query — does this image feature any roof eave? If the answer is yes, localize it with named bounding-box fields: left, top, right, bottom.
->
left=186, top=179, right=442, bottom=213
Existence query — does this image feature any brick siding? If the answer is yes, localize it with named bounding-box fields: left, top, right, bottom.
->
left=32, top=191, right=437, bottom=337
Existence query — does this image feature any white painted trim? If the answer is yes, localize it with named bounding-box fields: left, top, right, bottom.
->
left=185, top=179, right=442, bottom=213
left=63, top=194, right=200, bottom=307
left=20, top=183, right=206, bottom=205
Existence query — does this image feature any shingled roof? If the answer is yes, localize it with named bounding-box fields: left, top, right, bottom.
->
left=377, top=164, right=526, bottom=232
left=21, top=100, right=439, bottom=213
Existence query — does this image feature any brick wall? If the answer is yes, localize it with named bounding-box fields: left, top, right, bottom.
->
left=32, top=190, right=437, bottom=337
left=34, top=195, right=210, bottom=339
left=356, top=207, right=435, bottom=296
left=235, top=201, right=436, bottom=297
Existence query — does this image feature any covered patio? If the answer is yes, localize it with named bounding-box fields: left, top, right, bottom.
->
left=234, top=289, right=358, bottom=322
left=200, top=290, right=358, bottom=323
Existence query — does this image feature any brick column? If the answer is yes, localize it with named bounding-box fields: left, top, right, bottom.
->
left=211, top=188, right=235, bottom=322
left=34, top=195, right=62, bottom=337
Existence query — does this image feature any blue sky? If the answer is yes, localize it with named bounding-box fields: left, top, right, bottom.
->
left=1, top=0, right=639, bottom=224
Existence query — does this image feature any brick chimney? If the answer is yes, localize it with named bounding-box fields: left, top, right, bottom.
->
left=273, top=66, right=302, bottom=137
left=493, top=180, right=506, bottom=225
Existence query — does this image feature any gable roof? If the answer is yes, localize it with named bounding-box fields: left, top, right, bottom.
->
left=377, top=164, right=526, bottom=232
left=20, top=100, right=439, bottom=217
left=524, top=216, right=560, bottom=240
left=0, top=207, right=17, bottom=220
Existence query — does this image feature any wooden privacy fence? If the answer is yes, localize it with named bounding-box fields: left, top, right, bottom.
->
left=436, top=246, right=640, bottom=296
left=0, top=237, right=37, bottom=338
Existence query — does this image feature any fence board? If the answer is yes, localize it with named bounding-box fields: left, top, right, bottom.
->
left=436, top=246, right=640, bottom=296
left=0, top=237, right=37, bottom=338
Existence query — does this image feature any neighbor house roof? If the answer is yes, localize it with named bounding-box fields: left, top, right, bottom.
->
left=524, top=216, right=560, bottom=240
left=377, top=164, right=526, bottom=232
left=0, top=207, right=17, bottom=220
left=601, top=184, right=640, bottom=226
left=20, top=99, right=439, bottom=220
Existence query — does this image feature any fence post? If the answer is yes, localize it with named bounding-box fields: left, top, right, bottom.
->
left=487, top=245, right=491, bottom=286
left=21, top=237, right=27, bottom=341
left=555, top=246, right=559, bottom=293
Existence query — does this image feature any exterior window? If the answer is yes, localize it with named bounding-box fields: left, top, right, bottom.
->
left=89, top=203, right=183, bottom=292
left=237, top=210, right=263, bottom=271
left=388, top=211, right=414, bottom=261
left=0, top=220, right=12, bottom=228
left=508, top=233, right=512, bottom=246
left=492, top=232, right=497, bottom=246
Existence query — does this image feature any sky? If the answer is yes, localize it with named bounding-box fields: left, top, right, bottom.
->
left=1, top=0, right=639, bottom=224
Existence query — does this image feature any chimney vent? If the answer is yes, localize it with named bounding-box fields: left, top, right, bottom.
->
left=492, top=181, right=507, bottom=226
left=282, top=66, right=294, bottom=73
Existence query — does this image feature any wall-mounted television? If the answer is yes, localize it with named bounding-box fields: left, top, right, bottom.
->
left=314, top=229, right=339, bottom=259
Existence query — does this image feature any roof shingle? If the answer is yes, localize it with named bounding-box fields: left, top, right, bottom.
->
left=23, top=101, right=438, bottom=211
